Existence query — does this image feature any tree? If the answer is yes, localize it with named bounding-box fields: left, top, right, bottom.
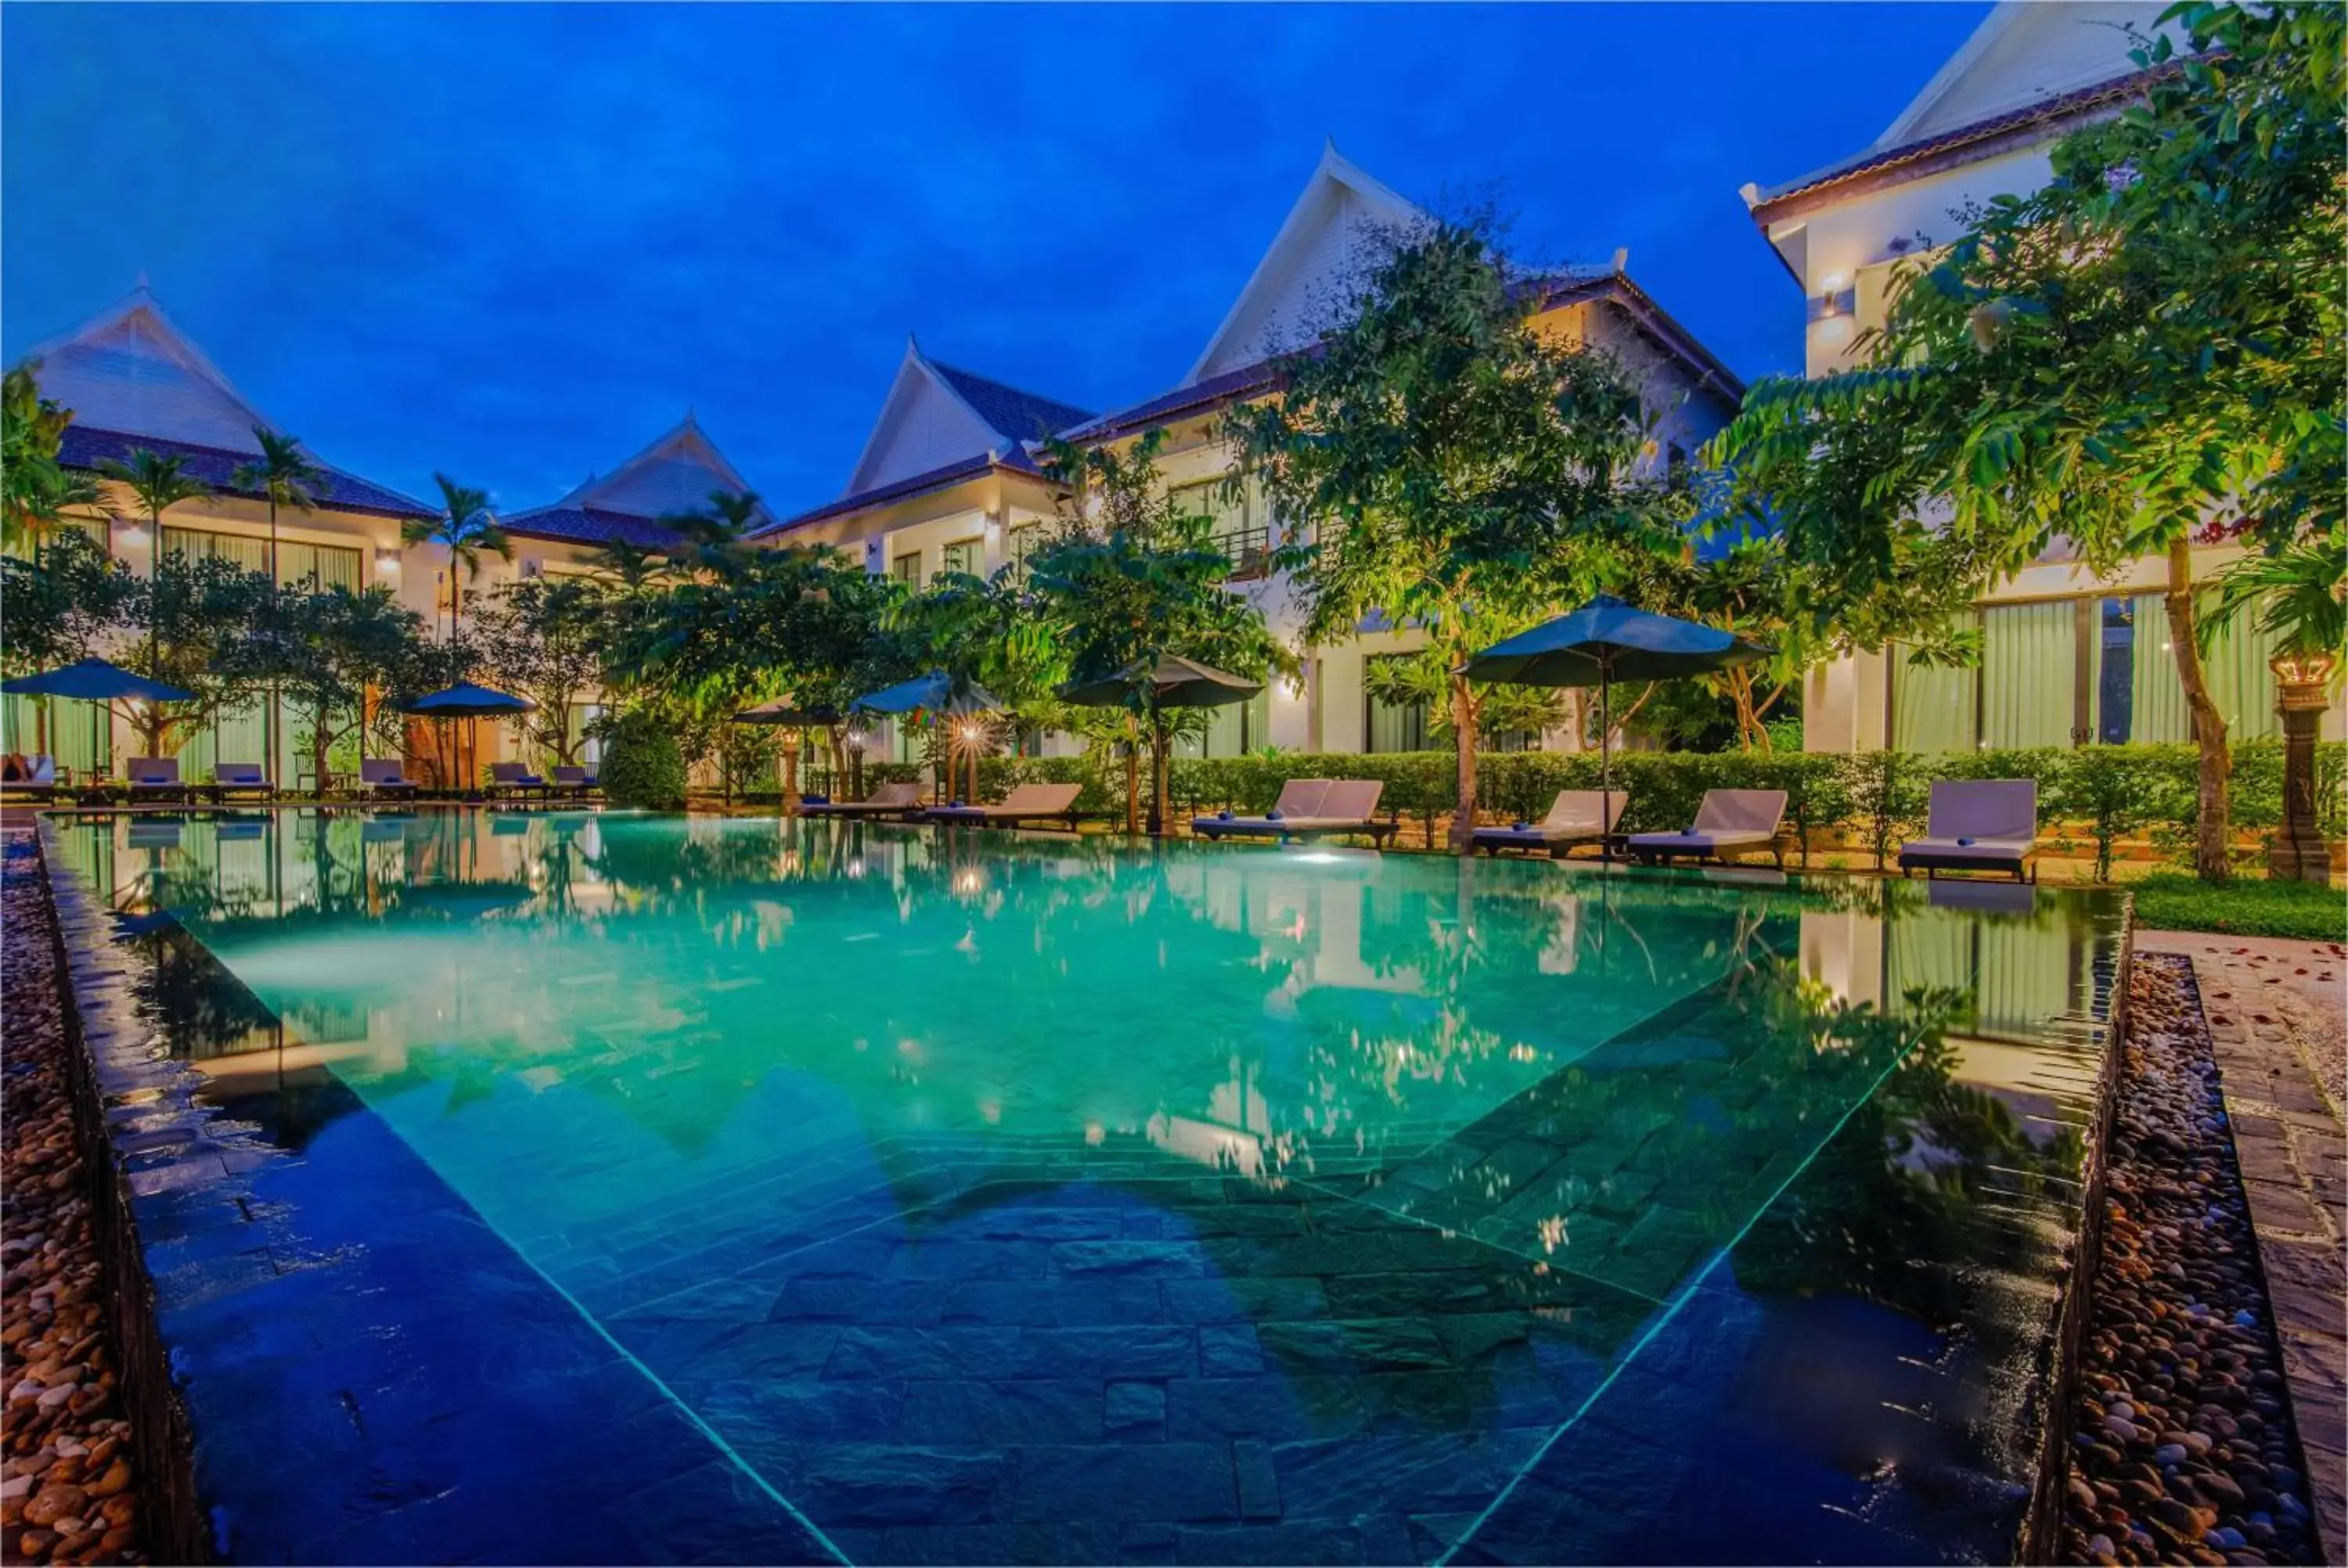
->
left=240, top=584, right=430, bottom=796
left=1229, top=219, right=1684, bottom=849
left=1711, top=2, right=2346, bottom=879
left=474, top=574, right=610, bottom=766
left=121, top=549, right=275, bottom=757
left=1024, top=433, right=1287, bottom=833
left=3, top=365, right=103, bottom=555
left=402, top=474, right=511, bottom=641
left=658, top=489, right=763, bottom=580
left=0, top=527, right=135, bottom=677
left=232, top=426, right=326, bottom=776
left=94, top=448, right=213, bottom=688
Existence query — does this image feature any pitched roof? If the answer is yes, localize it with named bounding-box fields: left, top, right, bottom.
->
left=59, top=426, right=430, bottom=520
left=925, top=359, right=1093, bottom=448
left=498, top=505, right=689, bottom=550
left=1054, top=358, right=1290, bottom=445
left=31, top=283, right=427, bottom=516
left=755, top=446, right=1046, bottom=540
left=506, top=414, right=770, bottom=548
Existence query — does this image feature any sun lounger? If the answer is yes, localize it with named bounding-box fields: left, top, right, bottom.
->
left=211, top=761, right=273, bottom=802
left=125, top=757, right=190, bottom=804
left=551, top=764, right=600, bottom=800
left=925, top=782, right=1086, bottom=829
left=801, top=781, right=924, bottom=818
left=1, top=754, right=58, bottom=801
left=1625, top=789, right=1789, bottom=869
left=488, top=762, right=550, bottom=801
left=1194, top=779, right=1395, bottom=845
left=1899, top=779, right=2040, bottom=883
left=359, top=758, right=419, bottom=799
left=1473, top=789, right=1628, bottom=858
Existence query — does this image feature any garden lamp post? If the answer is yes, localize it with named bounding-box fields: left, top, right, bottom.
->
left=2267, top=649, right=2336, bottom=884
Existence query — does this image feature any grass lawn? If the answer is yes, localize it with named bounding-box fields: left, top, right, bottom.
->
left=2128, top=872, right=2346, bottom=943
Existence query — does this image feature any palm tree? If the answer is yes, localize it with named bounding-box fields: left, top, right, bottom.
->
left=95, top=448, right=212, bottom=682
left=2, top=364, right=103, bottom=555
left=591, top=538, right=673, bottom=597
left=232, top=426, right=325, bottom=781
left=402, top=474, right=510, bottom=641
left=2202, top=541, right=2346, bottom=883
left=658, top=489, right=761, bottom=578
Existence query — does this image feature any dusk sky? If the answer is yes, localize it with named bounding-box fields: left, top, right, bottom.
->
left=4, top=3, right=1990, bottom=519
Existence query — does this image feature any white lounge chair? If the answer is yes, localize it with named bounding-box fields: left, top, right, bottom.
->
left=125, top=757, right=189, bottom=804
left=1194, top=779, right=1395, bottom=845
left=1626, top=789, right=1789, bottom=869
left=488, top=761, right=550, bottom=800
left=925, top=782, right=1086, bottom=829
left=359, top=757, right=419, bottom=799
left=1473, top=789, right=1628, bottom=858
left=801, top=780, right=924, bottom=818
left=1900, top=779, right=2040, bottom=883
left=211, top=761, right=272, bottom=802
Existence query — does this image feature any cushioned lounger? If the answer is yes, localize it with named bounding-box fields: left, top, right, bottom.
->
left=924, top=782, right=1085, bottom=828
left=1194, top=779, right=1329, bottom=840
left=551, top=765, right=600, bottom=799
left=125, top=757, right=189, bottom=803
left=359, top=758, right=418, bottom=797
left=1194, top=779, right=1394, bottom=844
left=488, top=762, right=549, bottom=800
left=212, top=762, right=272, bottom=801
left=801, top=781, right=923, bottom=818
left=1625, top=789, right=1789, bottom=869
left=1898, top=779, right=2040, bottom=883
left=1472, top=789, right=1627, bottom=858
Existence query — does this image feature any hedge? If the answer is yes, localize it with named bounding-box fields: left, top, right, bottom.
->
left=1164, top=739, right=2346, bottom=869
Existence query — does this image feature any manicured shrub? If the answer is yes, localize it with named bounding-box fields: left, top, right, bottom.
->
left=600, top=710, right=688, bottom=810
left=2127, top=873, right=2346, bottom=942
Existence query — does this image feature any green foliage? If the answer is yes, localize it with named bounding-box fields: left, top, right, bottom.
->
left=865, top=753, right=1118, bottom=814
left=2199, top=541, right=2346, bottom=673
left=1710, top=2, right=2346, bottom=879
left=2, top=362, right=101, bottom=552
left=401, top=474, right=512, bottom=635
left=597, top=710, right=688, bottom=810
left=1228, top=217, right=1685, bottom=846
left=2051, top=743, right=2161, bottom=880
left=474, top=574, right=610, bottom=765
left=230, top=427, right=324, bottom=531
left=124, top=548, right=276, bottom=756
left=713, top=722, right=783, bottom=802
left=2127, top=873, right=2346, bottom=943
left=0, top=527, right=136, bottom=675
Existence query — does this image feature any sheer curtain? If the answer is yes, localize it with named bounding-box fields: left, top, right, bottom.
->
left=2127, top=592, right=2281, bottom=743
left=1892, top=640, right=1979, bottom=753
left=1982, top=602, right=2077, bottom=747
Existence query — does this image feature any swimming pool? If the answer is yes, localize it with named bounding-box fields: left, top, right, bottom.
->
left=43, top=811, right=2126, bottom=1564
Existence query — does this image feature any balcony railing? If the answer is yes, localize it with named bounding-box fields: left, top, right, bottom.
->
left=1215, top=523, right=1272, bottom=581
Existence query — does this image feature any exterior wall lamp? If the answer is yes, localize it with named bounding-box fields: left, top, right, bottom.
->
left=1808, top=271, right=1855, bottom=322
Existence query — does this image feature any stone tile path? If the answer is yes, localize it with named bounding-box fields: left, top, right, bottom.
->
left=2137, top=931, right=2347, bottom=1559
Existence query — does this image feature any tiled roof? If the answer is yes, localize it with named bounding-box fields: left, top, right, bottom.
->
left=1748, top=64, right=2172, bottom=220
left=1056, top=359, right=1290, bottom=444
left=927, top=361, right=1093, bottom=447
left=59, top=426, right=430, bottom=520
left=500, top=505, right=690, bottom=550
left=758, top=446, right=1046, bottom=539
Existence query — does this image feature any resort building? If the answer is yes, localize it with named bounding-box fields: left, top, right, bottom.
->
left=1742, top=1, right=2346, bottom=753
left=761, top=142, right=1745, bottom=759
left=10, top=284, right=434, bottom=785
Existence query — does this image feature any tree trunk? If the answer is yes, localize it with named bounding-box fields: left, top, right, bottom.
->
left=2163, top=536, right=2232, bottom=883
left=312, top=704, right=330, bottom=799
left=783, top=736, right=800, bottom=815
left=1124, top=715, right=1140, bottom=835
left=1149, top=714, right=1170, bottom=837
left=1448, top=671, right=1478, bottom=854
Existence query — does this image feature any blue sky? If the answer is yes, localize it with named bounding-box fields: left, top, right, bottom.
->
left=4, top=3, right=1988, bottom=517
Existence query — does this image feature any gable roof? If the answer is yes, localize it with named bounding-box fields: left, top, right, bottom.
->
left=1183, top=140, right=1427, bottom=387
left=842, top=337, right=1092, bottom=497
left=505, top=413, right=771, bottom=548
left=1744, top=2, right=2175, bottom=222
left=27, top=282, right=427, bottom=515
left=754, top=445, right=1047, bottom=540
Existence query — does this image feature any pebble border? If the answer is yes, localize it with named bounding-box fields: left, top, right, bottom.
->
left=1, top=833, right=148, bottom=1566
left=2060, top=952, right=2325, bottom=1566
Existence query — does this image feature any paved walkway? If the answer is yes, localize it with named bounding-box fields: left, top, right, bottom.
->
left=2137, top=930, right=2346, bottom=1560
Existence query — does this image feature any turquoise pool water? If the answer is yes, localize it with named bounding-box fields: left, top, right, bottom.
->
left=49, top=810, right=2124, bottom=1564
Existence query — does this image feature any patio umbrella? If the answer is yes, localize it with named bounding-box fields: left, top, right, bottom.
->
left=852, top=671, right=1003, bottom=804
left=1058, top=656, right=1264, bottom=835
left=1460, top=595, right=1768, bottom=857
left=398, top=682, right=535, bottom=797
left=2, top=657, right=196, bottom=704
left=733, top=700, right=844, bottom=808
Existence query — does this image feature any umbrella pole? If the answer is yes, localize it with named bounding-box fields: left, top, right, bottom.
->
left=1599, top=663, right=1612, bottom=866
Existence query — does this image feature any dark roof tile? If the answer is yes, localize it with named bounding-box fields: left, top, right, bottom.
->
left=60, top=426, right=430, bottom=520
left=500, top=505, right=689, bottom=550
left=928, top=361, right=1093, bottom=446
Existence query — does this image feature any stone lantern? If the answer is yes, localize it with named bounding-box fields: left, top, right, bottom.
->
left=2267, top=647, right=2338, bottom=883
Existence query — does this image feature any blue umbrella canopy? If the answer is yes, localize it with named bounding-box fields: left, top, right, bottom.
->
left=1058, top=655, right=1263, bottom=711
left=1458, top=595, right=1769, bottom=687
left=851, top=671, right=1003, bottom=717
left=398, top=682, right=535, bottom=717
left=1, top=657, right=194, bottom=703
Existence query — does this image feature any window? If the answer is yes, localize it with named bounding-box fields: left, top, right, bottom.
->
left=1171, top=477, right=1270, bottom=581
left=1980, top=601, right=2081, bottom=748
left=1173, top=687, right=1273, bottom=759
left=938, top=536, right=983, bottom=580
left=1363, top=653, right=1434, bottom=753
left=891, top=551, right=921, bottom=586
left=1006, top=523, right=1041, bottom=574
left=160, top=525, right=362, bottom=590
